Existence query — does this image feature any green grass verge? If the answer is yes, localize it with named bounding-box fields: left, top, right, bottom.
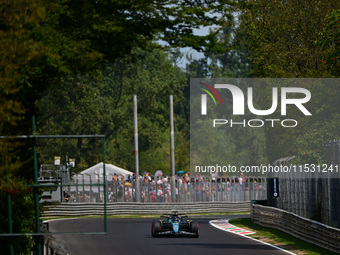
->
left=229, top=218, right=339, bottom=255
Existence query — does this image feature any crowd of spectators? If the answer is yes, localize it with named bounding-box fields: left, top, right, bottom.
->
left=64, top=172, right=266, bottom=203
left=106, top=172, right=266, bottom=203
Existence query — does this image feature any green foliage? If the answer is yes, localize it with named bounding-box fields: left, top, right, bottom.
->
left=206, top=25, right=252, bottom=78
left=185, top=15, right=252, bottom=78
left=0, top=0, right=44, bottom=130
left=317, top=9, right=340, bottom=77
left=0, top=139, right=36, bottom=253
left=237, top=0, right=340, bottom=78
left=235, top=1, right=340, bottom=163
left=38, top=48, right=188, bottom=174
left=1, top=1, right=235, bottom=252
left=1, top=0, right=236, bottom=136
left=0, top=191, right=36, bottom=254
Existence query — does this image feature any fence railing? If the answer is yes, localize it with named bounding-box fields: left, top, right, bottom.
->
left=252, top=204, right=340, bottom=253
left=62, top=176, right=266, bottom=203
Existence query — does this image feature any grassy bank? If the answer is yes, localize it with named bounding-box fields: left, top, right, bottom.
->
left=229, top=218, right=338, bottom=255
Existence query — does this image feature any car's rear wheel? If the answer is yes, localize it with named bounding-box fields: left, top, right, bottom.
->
left=190, top=221, right=199, bottom=238
left=151, top=221, right=162, bottom=237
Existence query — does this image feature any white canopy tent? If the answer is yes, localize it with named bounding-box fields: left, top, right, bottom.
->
left=69, top=162, right=133, bottom=194
left=73, top=162, right=133, bottom=182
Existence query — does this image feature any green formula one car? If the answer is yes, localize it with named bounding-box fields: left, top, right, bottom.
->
left=151, top=211, right=199, bottom=238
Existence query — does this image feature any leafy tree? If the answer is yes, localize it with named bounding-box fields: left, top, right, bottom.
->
left=1, top=0, right=235, bottom=252
left=235, top=0, right=340, bottom=164
left=38, top=48, right=188, bottom=174
left=184, top=13, right=252, bottom=79
left=317, top=9, right=340, bottom=77
left=236, top=0, right=340, bottom=77
left=206, top=22, right=252, bottom=78
left=1, top=0, right=237, bottom=138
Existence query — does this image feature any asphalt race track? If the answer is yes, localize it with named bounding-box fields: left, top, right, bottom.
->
left=48, top=215, right=291, bottom=255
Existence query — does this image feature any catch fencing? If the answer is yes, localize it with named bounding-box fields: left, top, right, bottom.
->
left=271, top=139, right=340, bottom=228
left=252, top=204, right=340, bottom=253
left=63, top=176, right=266, bottom=204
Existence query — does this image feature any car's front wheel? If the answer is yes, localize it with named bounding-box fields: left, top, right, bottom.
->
left=151, top=221, right=162, bottom=237
left=190, top=221, right=199, bottom=238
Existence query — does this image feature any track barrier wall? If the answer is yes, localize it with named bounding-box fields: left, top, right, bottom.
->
left=42, top=201, right=251, bottom=217
left=252, top=204, right=340, bottom=253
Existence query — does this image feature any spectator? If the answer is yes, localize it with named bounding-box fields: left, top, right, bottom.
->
left=150, top=192, right=156, bottom=203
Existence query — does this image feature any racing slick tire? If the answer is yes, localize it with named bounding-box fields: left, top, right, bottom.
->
left=151, top=221, right=162, bottom=237
left=190, top=221, right=199, bottom=238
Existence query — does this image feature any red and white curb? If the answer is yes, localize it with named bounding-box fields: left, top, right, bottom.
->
left=209, top=219, right=297, bottom=255
left=209, top=219, right=255, bottom=236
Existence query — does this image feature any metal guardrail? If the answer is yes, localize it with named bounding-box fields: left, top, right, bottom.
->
left=42, top=201, right=251, bottom=217
left=252, top=204, right=340, bottom=253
